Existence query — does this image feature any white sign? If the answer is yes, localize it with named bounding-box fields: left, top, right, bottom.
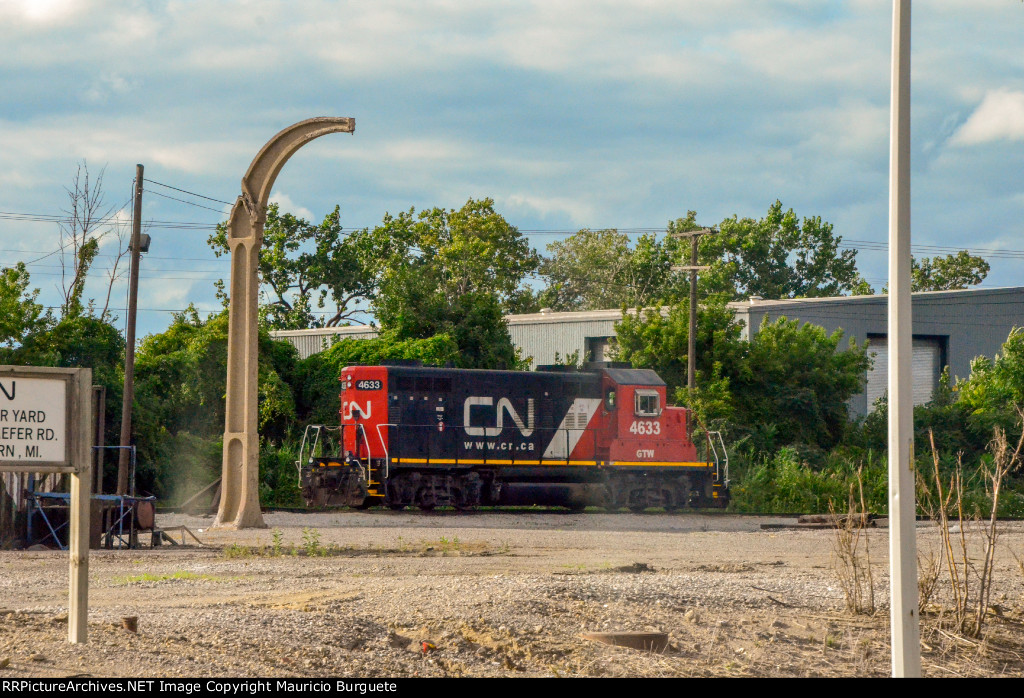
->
left=0, top=377, right=67, bottom=463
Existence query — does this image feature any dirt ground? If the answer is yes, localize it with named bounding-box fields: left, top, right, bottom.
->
left=1, top=510, right=1023, bottom=678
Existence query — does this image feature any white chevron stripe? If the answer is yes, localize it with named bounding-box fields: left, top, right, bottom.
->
left=542, top=398, right=602, bottom=459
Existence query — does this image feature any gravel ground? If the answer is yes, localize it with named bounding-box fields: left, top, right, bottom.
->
left=1, top=510, right=1023, bottom=678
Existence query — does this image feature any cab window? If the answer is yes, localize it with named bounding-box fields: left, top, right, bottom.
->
left=605, top=389, right=616, bottom=411
left=634, top=389, right=661, bottom=417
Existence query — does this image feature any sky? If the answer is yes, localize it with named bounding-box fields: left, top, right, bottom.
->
left=1, top=0, right=1023, bottom=337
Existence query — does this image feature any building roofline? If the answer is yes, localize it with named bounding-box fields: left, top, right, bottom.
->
left=270, top=325, right=378, bottom=337
left=506, top=308, right=626, bottom=325
left=728, top=285, right=1024, bottom=311
left=271, top=286, right=1024, bottom=338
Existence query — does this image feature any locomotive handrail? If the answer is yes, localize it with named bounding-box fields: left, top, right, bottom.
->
left=295, top=425, right=321, bottom=485
left=375, top=423, right=396, bottom=480
left=295, top=424, right=345, bottom=486
left=356, top=423, right=372, bottom=483
left=705, top=430, right=730, bottom=487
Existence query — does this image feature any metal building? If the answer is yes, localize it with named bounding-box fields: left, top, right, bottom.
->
left=271, top=325, right=378, bottom=359
left=729, top=287, right=1024, bottom=415
left=271, top=286, right=1024, bottom=417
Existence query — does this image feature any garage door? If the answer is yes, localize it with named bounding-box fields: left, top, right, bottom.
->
left=865, top=336, right=944, bottom=410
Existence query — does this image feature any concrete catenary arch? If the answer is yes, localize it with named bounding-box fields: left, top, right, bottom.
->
left=216, top=117, right=355, bottom=529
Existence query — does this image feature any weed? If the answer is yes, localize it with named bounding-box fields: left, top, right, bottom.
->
left=829, top=468, right=875, bottom=615
left=114, top=571, right=227, bottom=585
left=436, top=536, right=461, bottom=554
left=223, top=544, right=253, bottom=559
left=918, top=545, right=942, bottom=611
left=271, top=528, right=284, bottom=556
left=301, top=527, right=323, bottom=556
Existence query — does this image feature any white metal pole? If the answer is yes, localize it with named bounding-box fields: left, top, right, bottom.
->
left=888, top=0, right=920, bottom=678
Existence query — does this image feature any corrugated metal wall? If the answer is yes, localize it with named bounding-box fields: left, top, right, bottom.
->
left=508, top=317, right=619, bottom=366
left=271, top=327, right=379, bottom=359
left=271, top=312, right=626, bottom=366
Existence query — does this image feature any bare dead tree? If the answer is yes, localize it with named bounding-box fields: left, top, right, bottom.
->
left=829, top=468, right=876, bottom=615
left=58, top=161, right=113, bottom=316
left=99, top=215, right=134, bottom=322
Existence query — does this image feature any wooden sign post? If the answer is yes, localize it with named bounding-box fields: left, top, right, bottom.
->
left=0, top=365, right=93, bottom=643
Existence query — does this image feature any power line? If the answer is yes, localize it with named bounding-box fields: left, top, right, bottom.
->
left=146, top=189, right=231, bottom=215
left=142, top=178, right=235, bottom=206
left=5, top=200, right=1023, bottom=258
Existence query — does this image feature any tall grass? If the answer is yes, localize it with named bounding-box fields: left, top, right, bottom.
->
left=729, top=447, right=887, bottom=514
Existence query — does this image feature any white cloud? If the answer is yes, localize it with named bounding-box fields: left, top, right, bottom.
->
left=951, top=90, right=1024, bottom=146
left=1, top=0, right=1022, bottom=333
left=1, top=0, right=85, bottom=23
left=502, top=193, right=595, bottom=226
left=268, top=191, right=315, bottom=222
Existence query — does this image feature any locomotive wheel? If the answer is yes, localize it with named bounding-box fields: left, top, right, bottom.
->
left=629, top=505, right=647, bottom=513
left=418, top=504, right=435, bottom=512
left=388, top=504, right=406, bottom=511
left=353, top=498, right=373, bottom=510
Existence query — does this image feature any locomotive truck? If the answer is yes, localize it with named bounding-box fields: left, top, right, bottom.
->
left=297, top=362, right=729, bottom=511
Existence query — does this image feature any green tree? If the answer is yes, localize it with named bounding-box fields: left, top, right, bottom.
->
left=132, top=308, right=300, bottom=497
left=537, top=203, right=871, bottom=311
left=700, top=200, right=866, bottom=300
left=208, top=204, right=374, bottom=330
left=366, top=198, right=540, bottom=318
left=956, top=326, right=1024, bottom=438
left=731, top=318, right=868, bottom=449
left=295, top=333, right=460, bottom=423
left=613, top=297, right=744, bottom=404
left=537, top=212, right=699, bottom=311
left=364, top=198, right=536, bottom=368
left=615, top=302, right=868, bottom=450
left=912, top=250, right=989, bottom=292
left=0, top=263, right=49, bottom=350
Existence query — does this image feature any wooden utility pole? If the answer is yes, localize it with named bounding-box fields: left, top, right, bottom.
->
left=117, top=164, right=144, bottom=495
left=671, top=228, right=713, bottom=391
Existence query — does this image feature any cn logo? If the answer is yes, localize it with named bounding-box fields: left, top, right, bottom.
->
left=342, top=401, right=371, bottom=420
left=463, top=397, right=534, bottom=437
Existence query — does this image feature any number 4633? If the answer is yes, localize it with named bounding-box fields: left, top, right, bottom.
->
left=629, top=420, right=660, bottom=435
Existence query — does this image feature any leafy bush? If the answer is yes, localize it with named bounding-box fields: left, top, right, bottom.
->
left=729, top=448, right=887, bottom=514
left=259, top=441, right=303, bottom=508
left=295, top=332, right=459, bottom=424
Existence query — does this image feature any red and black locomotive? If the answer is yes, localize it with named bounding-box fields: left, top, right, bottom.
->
left=298, top=362, right=729, bottom=511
